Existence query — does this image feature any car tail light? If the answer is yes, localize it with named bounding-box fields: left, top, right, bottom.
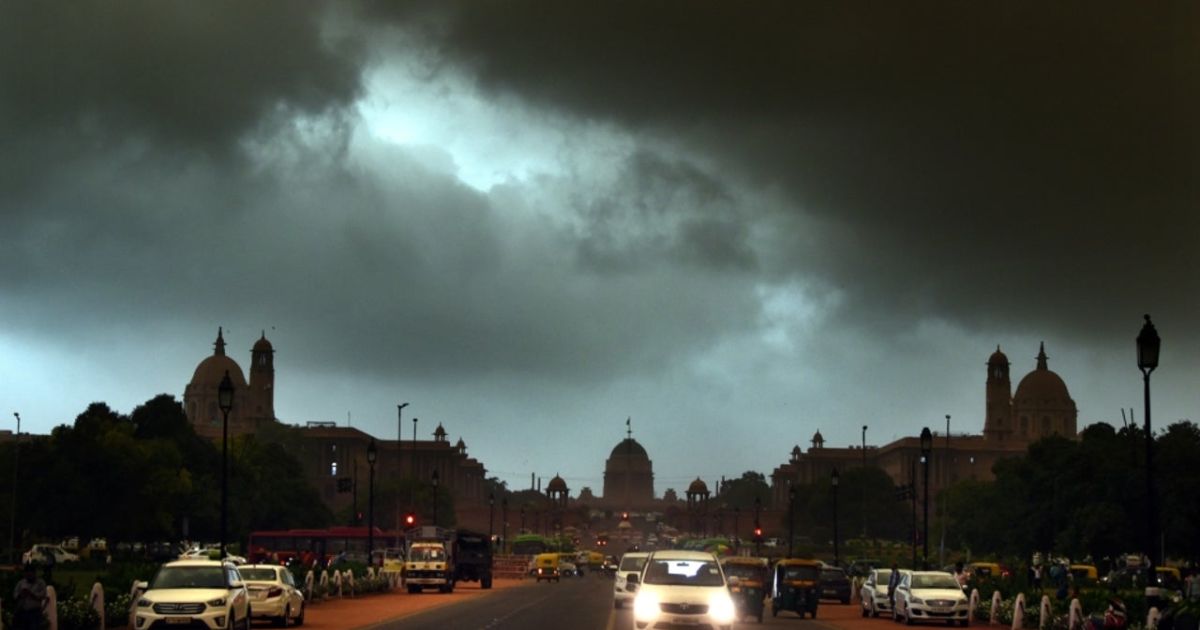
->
left=268, top=587, right=283, bottom=597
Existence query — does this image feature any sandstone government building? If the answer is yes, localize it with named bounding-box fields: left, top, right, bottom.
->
left=176, top=329, right=1077, bottom=531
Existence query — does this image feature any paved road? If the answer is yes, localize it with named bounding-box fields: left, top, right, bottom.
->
left=361, top=574, right=886, bottom=630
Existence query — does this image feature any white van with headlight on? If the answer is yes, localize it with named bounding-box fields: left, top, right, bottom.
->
left=631, top=550, right=735, bottom=630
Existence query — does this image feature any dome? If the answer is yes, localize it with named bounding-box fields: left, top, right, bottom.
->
left=610, top=438, right=649, bottom=459
left=1013, top=343, right=1071, bottom=403
left=547, top=474, right=568, bottom=492
left=687, top=477, right=709, bottom=494
left=988, top=345, right=1009, bottom=365
left=191, top=354, right=248, bottom=389
left=252, top=332, right=273, bottom=352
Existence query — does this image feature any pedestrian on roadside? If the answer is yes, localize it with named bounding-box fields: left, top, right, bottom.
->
left=12, top=564, right=48, bottom=630
left=954, top=562, right=969, bottom=590
left=888, top=561, right=902, bottom=608
left=1032, top=564, right=1043, bottom=589
left=1187, top=569, right=1200, bottom=601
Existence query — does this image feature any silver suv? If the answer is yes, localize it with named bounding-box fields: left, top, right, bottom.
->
left=134, top=560, right=251, bottom=630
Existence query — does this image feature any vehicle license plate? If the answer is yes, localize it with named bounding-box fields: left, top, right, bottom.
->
left=254, top=591, right=268, bottom=599
left=165, top=617, right=192, bottom=625
left=671, top=617, right=698, bottom=625
left=932, top=607, right=950, bottom=613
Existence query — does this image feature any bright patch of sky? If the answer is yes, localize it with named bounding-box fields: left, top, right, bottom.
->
left=358, top=58, right=634, bottom=193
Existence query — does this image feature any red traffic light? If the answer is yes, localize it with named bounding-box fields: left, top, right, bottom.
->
left=404, top=513, right=416, bottom=526
left=622, top=512, right=629, bottom=520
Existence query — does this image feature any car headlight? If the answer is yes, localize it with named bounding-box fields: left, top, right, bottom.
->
left=633, top=591, right=659, bottom=621
left=710, top=592, right=736, bottom=624
left=137, top=598, right=152, bottom=608
left=911, top=596, right=924, bottom=605
left=207, top=598, right=227, bottom=607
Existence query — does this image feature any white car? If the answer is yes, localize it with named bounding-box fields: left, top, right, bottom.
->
left=614, top=552, right=649, bottom=609
left=893, top=570, right=969, bottom=626
left=134, top=559, right=251, bottom=630
left=180, top=547, right=247, bottom=565
left=632, top=550, right=736, bottom=630
left=23, top=544, right=80, bottom=565
left=239, top=564, right=306, bottom=627
left=861, top=567, right=903, bottom=617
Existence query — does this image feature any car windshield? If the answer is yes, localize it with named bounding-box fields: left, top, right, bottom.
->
left=783, top=565, right=819, bottom=580
left=151, top=566, right=226, bottom=589
left=875, top=569, right=892, bottom=583
left=822, top=569, right=846, bottom=581
left=240, top=569, right=278, bottom=581
left=620, top=556, right=647, bottom=572
left=410, top=548, right=445, bottom=562
left=643, top=559, right=725, bottom=587
left=913, top=574, right=960, bottom=589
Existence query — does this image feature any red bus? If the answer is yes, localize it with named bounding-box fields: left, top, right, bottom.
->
left=247, top=526, right=405, bottom=566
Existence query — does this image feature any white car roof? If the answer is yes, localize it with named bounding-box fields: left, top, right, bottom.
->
left=163, top=559, right=232, bottom=568
left=648, top=550, right=717, bottom=562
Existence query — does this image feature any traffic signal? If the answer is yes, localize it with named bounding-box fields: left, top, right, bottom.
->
left=621, top=511, right=629, bottom=520
left=355, top=511, right=363, bottom=523
left=753, top=527, right=763, bottom=541
left=404, top=513, right=416, bottom=527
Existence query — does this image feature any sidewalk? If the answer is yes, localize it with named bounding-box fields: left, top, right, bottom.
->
left=300, top=579, right=526, bottom=629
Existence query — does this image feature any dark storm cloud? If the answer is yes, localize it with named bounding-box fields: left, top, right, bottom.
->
left=0, top=0, right=363, bottom=192
left=391, top=0, right=1200, bottom=341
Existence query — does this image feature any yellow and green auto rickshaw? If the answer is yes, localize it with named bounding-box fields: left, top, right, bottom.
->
left=1069, top=564, right=1098, bottom=584
left=533, top=552, right=561, bottom=583
left=772, top=558, right=822, bottom=618
left=722, top=556, right=770, bottom=623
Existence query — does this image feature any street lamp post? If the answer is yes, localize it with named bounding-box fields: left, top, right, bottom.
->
left=502, top=497, right=509, bottom=554
left=832, top=467, right=840, bottom=566
left=396, top=403, right=408, bottom=532
left=862, top=424, right=868, bottom=539
left=367, top=438, right=377, bottom=562
left=8, top=412, right=20, bottom=564
left=940, top=414, right=950, bottom=566
left=489, top=493, right=495, bottom=541
left=920, top=427, right=932, bottom=570
left=411, top=416, right=418, bottom=511
left=431, top=469, right=440, bottom=527
left=1137, top=314, right=1161, bottom=596
left=788, top=485, right=797, bottom=559
left=218, top=371, right=234, bottom=560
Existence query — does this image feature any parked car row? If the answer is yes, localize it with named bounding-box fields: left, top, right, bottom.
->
left=861, top=568, right=971, bottom=626
left=134, top=559, right=306, bottom=629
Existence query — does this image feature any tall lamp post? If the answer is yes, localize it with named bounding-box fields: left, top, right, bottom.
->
left=919, top=427, right=932, bottom=569
left=410, top=416, right=419, bottom=512
left=431, top=469, right=440, bottom=527
left=367, top=438, right=377, bottom=562
left=861, top=424, right=868, bottom=539
left=396, top=403, right=408, bottom=532
left=501, top=497, right=509, bottom=554
left=1137, top=314, right=1161, bottom=594
left=787, top=485, right=797, bottom=559
left=489, top=493, right=496, bottom=541
left=218, top=371, right=234, bottom=560
left=8, top=412, right=20, bottom=564
left=939, top=414, right=950, bottom=566
left=832, top=467, right=840, bottom=566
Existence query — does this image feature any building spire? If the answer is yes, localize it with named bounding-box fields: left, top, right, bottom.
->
left=1036, top=342, right=1048, bottom=370
left=214, top=327, right=226, bottom=356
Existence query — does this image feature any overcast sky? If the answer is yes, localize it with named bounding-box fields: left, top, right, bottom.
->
left=2, top=2, right=1196, bottom=496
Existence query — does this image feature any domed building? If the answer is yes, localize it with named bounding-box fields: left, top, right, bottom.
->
left=603, top=436, right=655, bottom=510
left=985, top=343, right=1077, bottom=443
left=183, top=328, right=275, bottom=439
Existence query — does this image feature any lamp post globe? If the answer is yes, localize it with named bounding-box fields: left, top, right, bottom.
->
left=1137, top=314, right=1161, bottom=595
left=367, top=438, right=377, bottom=562
left=919, top=426, right=932, bottom=569
left=217, top=371, right=234, bottom=560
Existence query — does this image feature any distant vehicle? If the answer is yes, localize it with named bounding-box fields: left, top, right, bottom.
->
left=133, top=559, right=251, bottom=630
left=772, top=558, right=822, bottom=618
left=405, top=526, right=455, bottom=593
left=820, top=567, right=852, bottom=604
left=60, top=537, right=81, bottom=551
left=247, top=526, right=405, bottom=566
left=23, top=544, right=80, bottom=565
left=533, top=552, right=561, bottom=583
left=893, top=571, right=969, bottom=626
left=452, top=530, right=493, bottom=589
left=511, top=534, right=553, bottom=556
left=848, top=558, right=883, bottom=578
left=613, top=551, right=649, bottom=608
left=860, top=567, right=895, bottom=617
left=240, top=564, right=306, bottom=627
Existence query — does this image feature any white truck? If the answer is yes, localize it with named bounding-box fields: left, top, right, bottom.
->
left=404, top=526, right=455, bottom=593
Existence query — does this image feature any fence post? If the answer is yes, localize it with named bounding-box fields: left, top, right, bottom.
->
left=45, top=585, right=58, bottom=630
left=1147, top=607, right=1160, bottom=630
left=1068, top=598, right=1083, bottom=630
left=1012, top=593, right=1026, bottom=630
left=969, top=589, right=981, bottom=624
left=991, top=592, right=1002, bottom=625
left=1039, top=595, right=1051, bottom=630
left=90, top=582, right=106, bottom=630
